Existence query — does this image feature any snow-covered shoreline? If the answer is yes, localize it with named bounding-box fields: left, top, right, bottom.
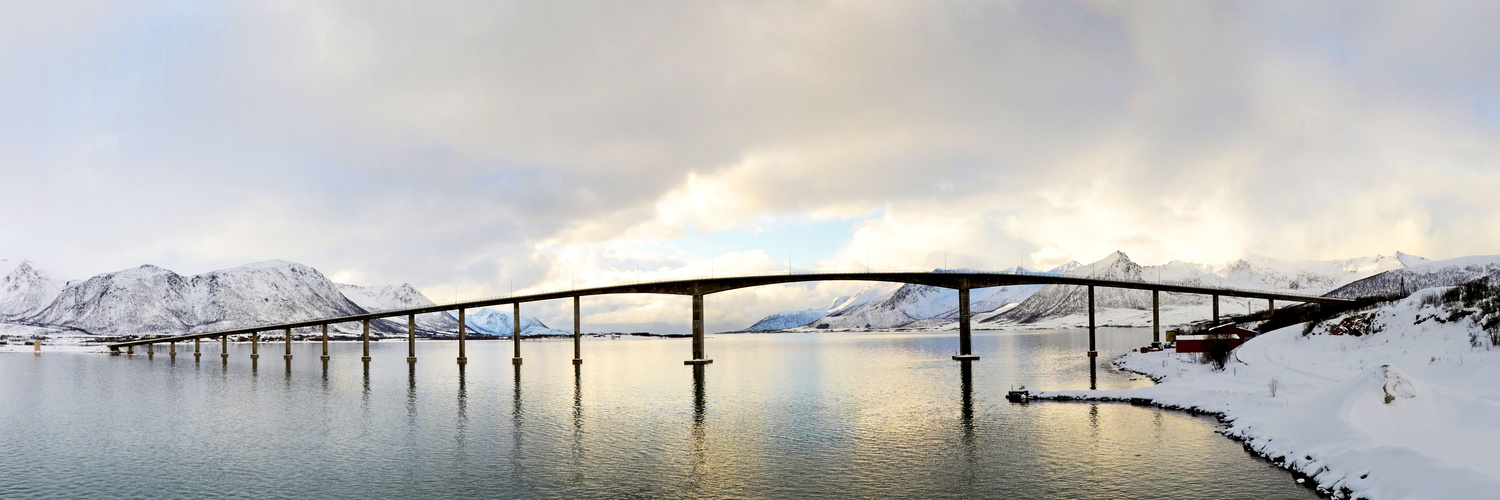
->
left=1034, top=289, right=1500, bottom=499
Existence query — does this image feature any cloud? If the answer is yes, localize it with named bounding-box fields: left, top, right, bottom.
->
left=1, top=1, right=1499, bottom=331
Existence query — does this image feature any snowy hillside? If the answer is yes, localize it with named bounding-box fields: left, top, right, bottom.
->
left=336, top=283, right=463, bottom=335
left=19, top=261, right=391, bottom=337
left=0, top=260, right=67, bottom=321
left=1327, top=254, right=1500, bottom=299
left=1041, top=289, right=1500, bottom=499
left=990, top=251, right=1412, bottom=328
left=460, top=307, right=566, bottom=337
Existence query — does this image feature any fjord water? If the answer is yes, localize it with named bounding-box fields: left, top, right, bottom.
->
left=1, top=330, right=1315, bottom=499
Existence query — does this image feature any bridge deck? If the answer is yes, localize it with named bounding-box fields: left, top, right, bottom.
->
left=106, top=271, right=1356, bottom=348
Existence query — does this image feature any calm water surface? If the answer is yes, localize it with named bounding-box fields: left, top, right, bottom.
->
left=1, top=329, right=1316, bottom=499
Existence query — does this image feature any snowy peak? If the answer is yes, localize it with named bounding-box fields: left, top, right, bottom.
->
left=24, top=260, right=372, bottom=336
left=0, top=260, right=67, bottom=321
left=1068, top=251, right=1142, bottom=280
left=1395, top=251, right=1431, bottom=268
left=460, top=307, right=553, bottom=337
left=338, top=283, right=436, bottom=312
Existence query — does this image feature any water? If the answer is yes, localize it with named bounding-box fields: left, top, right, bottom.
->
left=1, top=329, right=1316, bottom=499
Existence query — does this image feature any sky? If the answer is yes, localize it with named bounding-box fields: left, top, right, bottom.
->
left=2, top=1, right=1499, bottom=332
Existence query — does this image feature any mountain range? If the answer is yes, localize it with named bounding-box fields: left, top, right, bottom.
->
left=740, top=251, right=1469, bottom=331
left=5, top=251, right=1496, bottom=339
left=0, top=259, right=560, bottom=339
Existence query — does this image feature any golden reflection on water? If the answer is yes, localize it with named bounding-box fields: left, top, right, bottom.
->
left=2, top=330, right=1317, bottom=499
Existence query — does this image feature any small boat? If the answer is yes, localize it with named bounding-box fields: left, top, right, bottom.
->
left=1005, top=387, right=1030, bottom=403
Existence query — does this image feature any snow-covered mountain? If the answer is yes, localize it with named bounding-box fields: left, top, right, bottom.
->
left=336, top=283, right=463, bottom=335
left=18, top=260, right=393, bottom=337
left=1326, top=254, right=1500, bottom=299
left=742, top=251, right=1422, bottom=331
left=460, top=307, right=565, bottom=337
left=742, top=265, right=1071, bottom=331
left=0, top=260, right=67, bottom=321
left=993, top=251, right=1410, bottom=325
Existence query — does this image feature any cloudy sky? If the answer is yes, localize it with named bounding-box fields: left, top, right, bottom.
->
left=2, top=1, right=1498, bottom=332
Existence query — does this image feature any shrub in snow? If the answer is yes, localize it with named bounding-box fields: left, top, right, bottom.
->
left=1432, top=279, right=1500, bottom=347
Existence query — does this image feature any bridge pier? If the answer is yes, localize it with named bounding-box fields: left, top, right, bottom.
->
left=1152, top=290, right=1161, bottom=348
left=953, top=287, right=979, bottom=361
left=512, top=302, right=523, bottom=365
left=572, top=296, right=583, bottom=365
left=1268, top=299, right=1275, bottom=314
left=126, top=345, right=133, bottom=355
left=457, top=308, right=467, bottom=365
left=361, top=319, right=371, bottom=362
left=685, top=293, right=712, bottom=365
left=148, top=343, right=154, bottom=357
left=1088, top=285, right=1097, bottom=390
left=320, top=324, right=330, bottom=361
left=1212, top=294, right=1219, bottom=323
left=407, top=314, right=417, bottom=363
left=169, top=341, right=176, bottom=359
left=194, top=338, right=201, bottom=359
left=251, top=332, right=259, bottom=360
left=221, top=335, right=229, bottom=360
left=284, top=327, right=293, bottom=361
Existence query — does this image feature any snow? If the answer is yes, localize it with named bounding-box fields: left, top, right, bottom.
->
left=336, top=283, right=462, bottom=335
left=458, top=307, right=566, bottom=337
left=0, top=259, right=68, bottom=321
left=743, top=263, right=1071, bottom=331
left=1037, top=289, right=1500, bottom=499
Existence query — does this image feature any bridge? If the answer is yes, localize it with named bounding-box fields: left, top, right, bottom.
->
left=106, top=270, right=1358, bottom=374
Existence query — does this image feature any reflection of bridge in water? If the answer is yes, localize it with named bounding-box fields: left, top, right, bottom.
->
left=108, top=271, right=1357, bottom=388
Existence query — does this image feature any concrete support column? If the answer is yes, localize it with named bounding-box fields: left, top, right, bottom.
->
left=361, top=319, right=372, bottom=362
left=251, top=332, right=260, bottom=360
left=1087, top=285, right=1097, bottom=359
left=148, top=343, right=155, bottom=357
left=284, top=328, right=293, bottom=361
left=320, top=324, right=330, bottom=361
left=953, top=288, right=979, bottom=361
left=127, top=345, right=134, bottom=355
left=169, top=341, right=176, bottom=358
left=572, top=296, right=583, bottom=365
left=221, top=336, right=228, bottom=359
left=1212, top=294, right=1219, bottom=323
left=194, top=338, right=201, bottom=359
left=457, top=308, right=467, bottom=365
left=512, top=302, right=523, bottom=365
left=1152, top=290, right=1161, bottom=348
left=685, top=293, right=712, bottom=365
left=1268, top=299, right=1275, bottom=314
left=407, top=314, right=417, bottom=363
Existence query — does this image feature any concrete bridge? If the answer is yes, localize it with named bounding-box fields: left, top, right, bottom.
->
left=106, top=270, right=1358, bottom=373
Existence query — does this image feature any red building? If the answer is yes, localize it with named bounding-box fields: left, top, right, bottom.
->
left=1175, top=324, right=1258, bottom=354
